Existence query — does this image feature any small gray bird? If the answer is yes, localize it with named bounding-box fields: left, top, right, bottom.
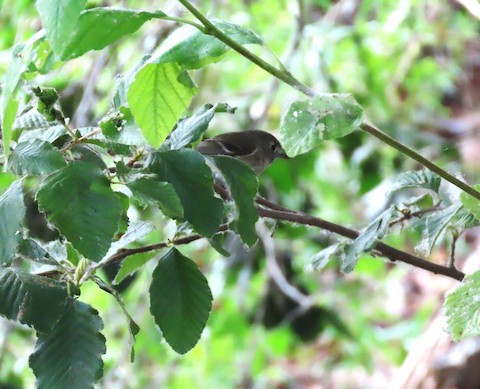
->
left=197, top=130, right=289, bottom=174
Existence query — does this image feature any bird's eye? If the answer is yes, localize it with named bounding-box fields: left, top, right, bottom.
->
left=271, top=143, right=277, bottom=151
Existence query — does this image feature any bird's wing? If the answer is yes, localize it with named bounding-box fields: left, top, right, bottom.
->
left=197, top=138, right=251, bottom=156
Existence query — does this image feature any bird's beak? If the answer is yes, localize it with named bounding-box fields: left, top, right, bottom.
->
left=279, top=149, right=290, bottom=159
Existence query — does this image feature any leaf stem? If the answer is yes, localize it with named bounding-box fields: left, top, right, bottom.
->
left=177, top=0, right=480, bottom=201
left=160, top=15, right=205, bottom=31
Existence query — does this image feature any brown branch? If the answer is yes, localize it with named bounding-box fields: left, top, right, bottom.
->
left=257, top=207, right=465, bottom=281
left=106, top=224, right=229, bottom=265
left=105, top=192, right=465, bottom=281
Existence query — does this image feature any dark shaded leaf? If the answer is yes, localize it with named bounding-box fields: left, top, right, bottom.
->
left=127, top=178, right=183, bottom=219
left=149, top=248, right=212, bottom=354
left=148, top=149, right=223, bottom=237
left=0, top=267, right=67, bottom=332
left=9, top=140, right=66, bottom=176
left=29, top=299, right=106, bottom=389
left=37, top=162, right=121, bottom=261
left=152, top=20, right=262, bottom=69
left=213, top=156, right=258, bottom=246
left=61, top=8, right=166, bottom=60
left=168, top=104, right=216, bottom=150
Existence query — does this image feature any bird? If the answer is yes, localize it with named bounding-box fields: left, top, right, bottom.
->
left=196, top=130, right=289, bottom=174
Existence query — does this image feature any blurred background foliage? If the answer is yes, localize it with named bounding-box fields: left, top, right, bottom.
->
left=1, top=0, right=480, bottom=387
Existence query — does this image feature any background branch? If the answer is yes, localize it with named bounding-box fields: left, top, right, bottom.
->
left=177, top=0, right=480, bottom=201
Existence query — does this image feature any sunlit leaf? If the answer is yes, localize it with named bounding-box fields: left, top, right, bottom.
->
left=115, top=251, right=159, bottom=285
left=128, top=63, right=197, bottom=148
left=281, top=94, right=364, bottom=157
left=309, top=243, right=347, bottom=272
left=415, top=205, right=479, bottom=255
left=100, top=221, right=154, bottom=263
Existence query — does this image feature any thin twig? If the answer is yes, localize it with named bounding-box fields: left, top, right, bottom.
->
left=176, top=0, right=480, bottom=201
left=257, top=220, right=314, bottom=307
left=103, top=224, right=229, bottom=266
left=389, top=205, right=441, bottom=227
left=449, top=231, right=459, bottom=269
left=257, top=207, right=465, bottom=281
left=61, top=128, right=102, bottom=152
left=176, top=0, right=317, bottom=98
left=361, top=122, right=480, bottom=201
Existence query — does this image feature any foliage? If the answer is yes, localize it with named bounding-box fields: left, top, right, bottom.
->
left=1, top=0, right=480, bottom=387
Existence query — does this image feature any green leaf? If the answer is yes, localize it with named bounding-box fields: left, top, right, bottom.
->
left=280, top=94, right=364, bottom=157
left=207, top=232, right=231, bottom=257
left=402, top=193, right=435, bottom=209
left=100, top=221, right=154, bottom=263
left=309, top=243, right=347, bottom=272
left=445, top=270, right=480, bottom=341
left=18, top=238, right=59, bottom=265
left=115, top=251, right=158, bottom=285
left=127, top=178, right=184, bottom=219
left=213, top=156, right=258, bottom=246
left=1, top=43, right=25, bottom=158
left=113, top=55, right=150, bottom=109
left=9, top=140, right=66, bottom=176
left=128, top=63, right=197, bottom=148
left=2, top=97, right=19, bottom=160
left=461, top=184, right=480, bottom=220
left=0, top=181, right=26, bottom=264
left=1, top=34, right=50, bottom=157
left=0, top=268, right=67, bottom=332
left=0, top=173, right=16, bottom=190
left=148, top=149, right=224, bottom=237
left=149, top=248, right=212, bottom=354
left=101, top=107, right=148, bottom=147
left=153, top=20, right=262, bottom=69
left=387, top=170, right=441, bottom=197
left=25, top=36, right=56, bottom=74
left=168, top=104, right=216, bottom=150
left=415, top=204, right=478, bottom=255
left=343, top=206, right=397, bottom=272
left=36, top=0, right=87, bottom=56
left=60, top=7, right=166, bottom=60
left=37, top=162, right=121, bottom=262
left=29, top=299, right=106, bottom=389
